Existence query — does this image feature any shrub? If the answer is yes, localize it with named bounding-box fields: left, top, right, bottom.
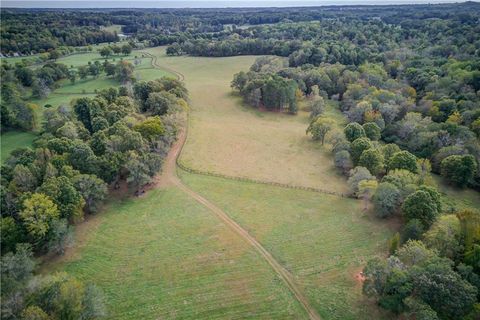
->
left=401, top=219, right=425, bottom=243
left=334, top=150, right=353, bottom=174
left=347, top=166, right=374, bottom=195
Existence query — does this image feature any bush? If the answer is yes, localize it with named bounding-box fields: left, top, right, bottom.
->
left=347, top=166, right=374, bottom=195
left=389, top=232, right=401, bottom=254
left=401, top=219, right=425, bottom=243
left=334, top=150, right=353, bottom=174
left=332, top=140, right=351, bottom=154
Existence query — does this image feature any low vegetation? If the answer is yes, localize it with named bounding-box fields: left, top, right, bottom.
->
left=53, top=186, right=308, bottom=319
left=180, top=172, right=394, bottom=319
left=145, top=47, right=349, bottom=193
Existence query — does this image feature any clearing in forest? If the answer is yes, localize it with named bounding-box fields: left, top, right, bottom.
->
left=144, top=47, right=349, bottom=194
left=1, top=131, right=36, bottom=162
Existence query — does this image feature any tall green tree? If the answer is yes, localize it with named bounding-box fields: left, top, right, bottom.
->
left=37, top=176, right=85, bottom=221
left=373, top=182, right=400, bottom=218
left=344, top=122, right=366, bottom=142
left=306, top=116, right=335, bottom=145
left=20, top=193, right=59, bottom=241
left=402, top=190, right=440, bottom=228
left=362, top=122, right=381, bottom=141
left=358, top=148, right=384, bottom=175
left=350, top=137, right=372, bottom=164
left=388, top=151, right=418, bottom=173
left=440, top=154, right=477, bottom=187
left=72, top=174, right=108, bottom=214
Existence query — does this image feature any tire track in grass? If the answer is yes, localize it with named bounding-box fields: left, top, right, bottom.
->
left=148, top=51, right=321, bottom=320
left=173, top=175, right=321, bottom=320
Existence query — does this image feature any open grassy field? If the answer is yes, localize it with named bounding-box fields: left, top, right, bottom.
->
left=51, top=187, right=307, bottom=320
left=50, top=53, right=170, bottom=92
left=1, top=42, right=128, bottom=66
left=101, top=24, right=123, bottom=33
left=50, top=169, right=392, bottom=320
left=179, top=171, right=394, bottom=320
left=1, top=131, right=37, bottom=162
left=55, top=51, right=140, bottom=68
left=47, top=47, right=392, bottom=319
left=37, top=54, right=169, bottom=108
left=144, top=47, right=349, bottom=194
left=432, top=175, right=480, bottom=211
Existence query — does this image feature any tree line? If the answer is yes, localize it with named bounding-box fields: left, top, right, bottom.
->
left=1, top=77, right=188, bottom=319
left=1, top=10, right=118, bottom=55
left=4, top=2, right=479, bottom=57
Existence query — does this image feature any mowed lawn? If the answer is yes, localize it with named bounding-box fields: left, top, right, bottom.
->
left=179, top=171, right=395, bottom=320
left=54, top=187, right=308, bottom=320
left=145, top=47, right=349, bottom=194
left=1, top=131, right=36, bottom=162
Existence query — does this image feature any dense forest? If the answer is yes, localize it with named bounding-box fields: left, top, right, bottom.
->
left=3, top=2, right=480, bottom=56
left=1, top=3, right=480, bottom=320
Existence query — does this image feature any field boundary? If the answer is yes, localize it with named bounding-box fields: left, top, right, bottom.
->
left=176, top=160, right=352, bottom=198
left=47, top=52, right=160, bottom=96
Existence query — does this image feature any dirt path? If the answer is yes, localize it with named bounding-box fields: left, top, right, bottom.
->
left=150, top=54, right=321, bottom=320
left=140, top=51, right=185, bottom=81
left=174, top=184, right=322, bottom=320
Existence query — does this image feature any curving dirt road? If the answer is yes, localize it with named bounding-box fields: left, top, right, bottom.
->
left=140, top=51, right=185, bottom=81
left=151, top=51, right=321, bottom=320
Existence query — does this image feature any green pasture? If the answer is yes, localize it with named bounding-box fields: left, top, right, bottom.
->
left=145, top=47, right=350, bottom=193
left=54, top=187, right=307, bottom=320
left=1, top=131, right=36, bottom=163
left=179, top=172, right=394, bottom=320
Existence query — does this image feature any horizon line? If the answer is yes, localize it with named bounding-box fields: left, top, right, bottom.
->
left=2, top=0, right=476, bottom=9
